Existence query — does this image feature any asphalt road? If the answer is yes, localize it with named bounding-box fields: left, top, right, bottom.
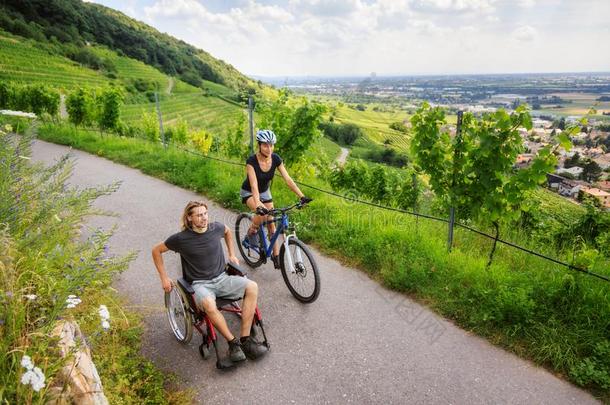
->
left=31, top=140, right=599, bottom=405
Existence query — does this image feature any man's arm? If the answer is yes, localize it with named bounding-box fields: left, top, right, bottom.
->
left=152, top=242, right=172, bottom=292
left=224, top=225, right=239, bottom=265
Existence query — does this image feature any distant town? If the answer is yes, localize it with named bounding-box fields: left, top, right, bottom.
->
left=261, top=73, right=610, bottom=209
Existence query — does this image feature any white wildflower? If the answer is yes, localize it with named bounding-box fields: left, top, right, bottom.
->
left=98, top=305, right=110, bottom=330
left=65, top=295, right=82, bottom=309
left=20, top=356, right=46, bottom=392
left=24, top=294, right=37, bottom=301
left=21, top=355, right=33, bottom=370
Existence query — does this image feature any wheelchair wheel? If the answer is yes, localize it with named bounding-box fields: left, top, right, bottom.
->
left=235, top=213, right=265, bottom=268
left=165, top=283, right=193, bottom=343
left=279, top=238, right=321, bottom=303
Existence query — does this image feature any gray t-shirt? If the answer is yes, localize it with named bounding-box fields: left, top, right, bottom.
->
left=165, top=222, right=226, bottom=282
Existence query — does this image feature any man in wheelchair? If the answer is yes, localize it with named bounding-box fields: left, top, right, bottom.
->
left=152, top=200, right=268, bottom=363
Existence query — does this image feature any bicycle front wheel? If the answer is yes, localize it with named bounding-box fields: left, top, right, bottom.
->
left=235, top=213, right=265, bottom=268
left=279, top=238, right=320, bottom=303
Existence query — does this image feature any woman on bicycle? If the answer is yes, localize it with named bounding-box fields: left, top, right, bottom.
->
left=240, top=129, right=310, bottom=268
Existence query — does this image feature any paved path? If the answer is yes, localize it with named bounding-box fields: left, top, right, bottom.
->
left=337, top=147, right=349, bottom=166
left=31, top=140, right=599, bottom=405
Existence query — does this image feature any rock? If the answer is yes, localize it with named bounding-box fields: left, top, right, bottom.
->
left=46, top=321, right=108, bottom=405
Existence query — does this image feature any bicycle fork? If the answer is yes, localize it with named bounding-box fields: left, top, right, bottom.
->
left=283, top=233, right=302, bottom=274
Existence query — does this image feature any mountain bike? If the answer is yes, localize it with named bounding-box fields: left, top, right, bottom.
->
left=235, top=200, right=320, bottom=303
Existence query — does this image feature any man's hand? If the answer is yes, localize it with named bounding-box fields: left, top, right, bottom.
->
left=161, top=276, right=172, bottom=293
left=228, top=255, right=240, bottom=265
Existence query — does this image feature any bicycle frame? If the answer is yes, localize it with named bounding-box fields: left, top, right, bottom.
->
left=257, top=212, right=303, bottom=274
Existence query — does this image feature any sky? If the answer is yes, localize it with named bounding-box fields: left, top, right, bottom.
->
left=85, top=0, right=610, bottom=77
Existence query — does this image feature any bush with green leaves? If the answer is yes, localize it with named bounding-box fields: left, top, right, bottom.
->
left=319, top=121, right=362, bottom=145
left=330, top=160, right=421, bottom=210
left=0, top=82, right=59, bottom=117
left=96, top=87, right=124, bottom=132
left=66, top=87, right=97, bottom=127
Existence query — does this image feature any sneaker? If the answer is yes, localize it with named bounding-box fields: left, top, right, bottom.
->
left=271, top=255, right=281, bottom=269
left=228, top=339, right=246, bottom=362
left=241, top=337, right=268, bottom=360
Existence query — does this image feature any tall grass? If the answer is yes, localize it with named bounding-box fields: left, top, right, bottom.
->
left=37, top=122, right=610, bottom=400
left=0, top=124, right=190, bottom=403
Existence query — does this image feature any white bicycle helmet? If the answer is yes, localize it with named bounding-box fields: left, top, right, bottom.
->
left=256, top=129, right=277, bottom=144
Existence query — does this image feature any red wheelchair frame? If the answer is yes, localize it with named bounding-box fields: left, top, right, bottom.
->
left=165, top=263, right=269, bottom=369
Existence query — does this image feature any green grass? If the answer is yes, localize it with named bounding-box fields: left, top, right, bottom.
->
left=0, top=125, right=190, bottom=403
left=37, top=123, right=610, bottom=400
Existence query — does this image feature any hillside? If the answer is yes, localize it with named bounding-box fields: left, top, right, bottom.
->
left=0, top=0, right=258, bottom=92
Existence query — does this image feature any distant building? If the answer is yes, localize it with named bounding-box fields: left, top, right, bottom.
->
left=596, top=180, right=610, bottom=192
left=556, top=166, right=584, bottom=177
left=580, top=187, right=610, bottom=208
left=547, top=173, right=564, bottom=189
left=515, top=154, right=534, bottom=168
left=585, top=147, right=605, bottom=158
left=559, top=179, right=585, bottom=197
left=593, top=154, right=610, bottom=170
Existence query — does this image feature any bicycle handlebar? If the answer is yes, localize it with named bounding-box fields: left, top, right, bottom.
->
left=256, top=198, right=312, bottom=217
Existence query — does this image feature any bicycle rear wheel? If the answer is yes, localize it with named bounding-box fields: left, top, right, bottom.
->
left=235, top=213, right=265, bottom=268
left=279, top=238, right=321, bottom=303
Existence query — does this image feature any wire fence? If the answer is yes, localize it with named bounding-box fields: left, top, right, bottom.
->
left=172, top=142, right=610, bottom=283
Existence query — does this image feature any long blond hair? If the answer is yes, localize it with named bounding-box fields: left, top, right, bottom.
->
left=181, top=201, right=208, bottom=231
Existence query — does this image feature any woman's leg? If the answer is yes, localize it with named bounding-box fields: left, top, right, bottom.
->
left=263, top=201, right=280, bottom=257
left=245, top=196, right=264, bottom=234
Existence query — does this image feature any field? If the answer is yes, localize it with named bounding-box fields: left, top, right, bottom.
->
left=122, top=92, right=244, bottom=134
left=331, top=104, right=411, bottom=150
left=534, top=92, right=610, bottom=120
left=0, top=34, right=111, bottom=88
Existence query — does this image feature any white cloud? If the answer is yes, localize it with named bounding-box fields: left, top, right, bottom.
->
left=88, top=0, right=610, bottom=76
left=512, top=25, right=538, bottom=42
left=410, top=0, right=497, bottom=14
left=517, top=0, right=536, bottom=8
left=289, top=0, right=363, bottom=17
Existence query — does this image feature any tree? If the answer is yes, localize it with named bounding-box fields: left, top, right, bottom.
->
left=97, top=87, right=124, bottom=132
left=411, top=103, right=561, bottom=267
left=564, top=152, right=581, bottom=168
left=258, top=89, right=326, bottom=167
left=582, top=159, right=602, bottom=183
left=66, top=88, right=93, bottom=127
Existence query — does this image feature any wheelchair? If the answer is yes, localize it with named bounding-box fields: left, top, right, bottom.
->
left=164, top=263, right=269, bottom=369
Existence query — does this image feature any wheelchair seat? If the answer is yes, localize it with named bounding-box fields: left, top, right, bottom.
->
left=176, top=262, right=249, bottom=311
